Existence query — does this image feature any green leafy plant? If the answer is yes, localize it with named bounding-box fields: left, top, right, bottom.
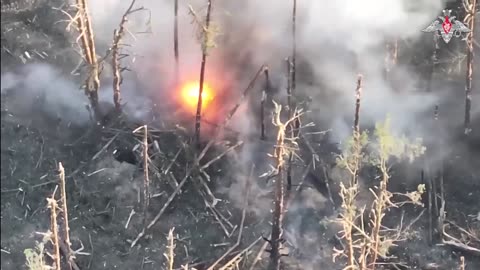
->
left=24, top=232, right=53, bottom=270
left=334, top=116, right=426, bottom=270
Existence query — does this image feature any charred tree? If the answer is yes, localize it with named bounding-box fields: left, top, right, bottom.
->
left=286, top=58, right=292, bottom=114
left=286, top=58, right=293, bottom=192
left=112, top=30, right=122, bottom=111
left=261, top=67, right=270, bottom=140
left=194, top=0, right=213, bottom=148
left=354, top=75, right=363, bottom=136
left=291, top=0, right=301, bottom=137
left=425, top=33, right=440, bottom=93
left=111, top=0, right=140, bottom=111
left=383, top=39, right=398, bottom=82
left=268, top=102, right=298, bottom=270
left=76, top=0, right=101, bottom=119
left=269, top=163, right=285, bottom=270
left=464, top=0, right=477, bottom=134
left=291, top=0, right=297, bottom=94
left=174, top=0, right=179, bottom=85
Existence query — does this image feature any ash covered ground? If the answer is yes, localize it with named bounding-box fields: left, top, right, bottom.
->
left=1, top=0, right=480, bottom=270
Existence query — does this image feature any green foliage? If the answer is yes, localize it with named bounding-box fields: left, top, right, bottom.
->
left=403, top=184, right=426, bottom=206
left=188, top=5, right=221, bottom=55
left=24, top=232, right=52, bottom=270
left=200, top=22, right=221, bottom=54
left=334, top=116, right=427, bottom=267
left=368, top=116, right=426, bottom=166
left=335, top=130, right=369, bottom=172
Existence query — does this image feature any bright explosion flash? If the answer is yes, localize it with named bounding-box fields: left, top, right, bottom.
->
left=180, top=81, right=215, bottom=112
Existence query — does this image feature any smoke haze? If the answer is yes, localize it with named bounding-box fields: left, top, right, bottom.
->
left=85, top=0, right=450, bottom=141
left=3, top=1, right=480, bottom=268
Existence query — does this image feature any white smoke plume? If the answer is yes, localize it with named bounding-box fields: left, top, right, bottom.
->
left=83, top=0, right=448, bottom=139
left=1, top=0, right=458, bottom=217
left=2, top=0, right=454, bottom=139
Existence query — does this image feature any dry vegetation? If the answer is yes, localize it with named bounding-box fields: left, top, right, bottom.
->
left=0, top=0, right=478, bottom=270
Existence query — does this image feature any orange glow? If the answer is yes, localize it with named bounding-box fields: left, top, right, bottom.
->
left=180, top=81, right=215, bottom=112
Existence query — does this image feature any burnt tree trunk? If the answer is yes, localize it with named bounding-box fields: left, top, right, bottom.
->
left=261, top=67, right=270, bottom=140
left=426, top=34, right=439, bottom=93
left=269, top=165, right=285, bottom=270
left=464, top=0, right=477, bottom=135
left=286, top=59, right=293, bottom=192
left=354, top=75, right=363, bottom=134
left=291, top=0, right=297, bottom=94
left=174, top=0, right=179, bottom=85
left=78, top=0, right=100, bottom=120
left=194, top=0, right=213, bottom=147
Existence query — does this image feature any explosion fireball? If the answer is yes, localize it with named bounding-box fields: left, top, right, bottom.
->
left=179, top=81, right=215, bottom=113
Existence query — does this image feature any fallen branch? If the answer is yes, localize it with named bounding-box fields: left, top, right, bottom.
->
left=248, top=240, right=269, bottom=270
left=207, top=165, right=253, bottom=270
left=92, top=133, right=119, bottom=160
left=218, top=237, right=262, bottom=270
left=130, top=65, right=265, bottom=248
left=199, top=141, right=244, bottom=171
left=133, top=125, right=150, bottom=230
left=441, top=228, right=480, bottom=255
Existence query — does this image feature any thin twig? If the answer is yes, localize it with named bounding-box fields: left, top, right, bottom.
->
left=200, top=141, right=244, bottom=171
left=248, top=241, right=269, bottom=270
left=207, top=165, right=253, bottom=270
left=218, top=237, right=263, bottom=270
left=194, top=0, right=214, bottom=147
left=92, top=134, right=119, bottom=160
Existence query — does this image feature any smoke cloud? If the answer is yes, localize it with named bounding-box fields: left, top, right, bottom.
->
left=2, top=0, right=458, bottom=141
left=2, top=0, right=462, bottom=219
left=83, top=0, right=449, bottom=140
